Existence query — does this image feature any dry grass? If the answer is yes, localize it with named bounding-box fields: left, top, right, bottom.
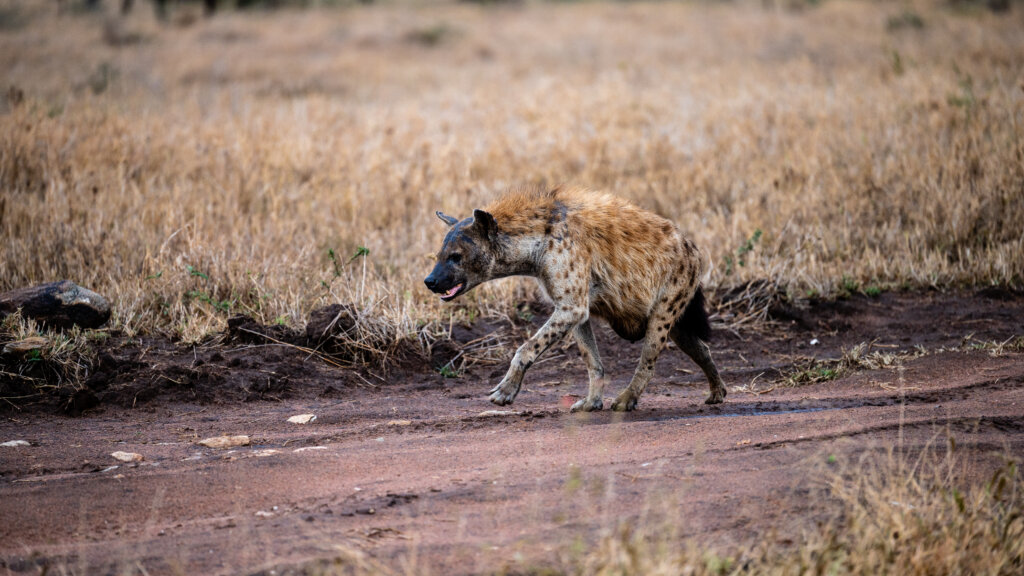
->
left=772, top=332, right=1024, bottom=389
left=962, top=333, right=1024, bottom=356
left=0, top=311, right=97, bottom=407
left=779, top=339, right=926, bottom=386
left=1, top=0, right=1022, bottom=353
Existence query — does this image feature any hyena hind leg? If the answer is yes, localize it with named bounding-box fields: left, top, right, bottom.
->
left=610, top=313, right=675, bottom=412
left=669, top=324, right=726, bottom=405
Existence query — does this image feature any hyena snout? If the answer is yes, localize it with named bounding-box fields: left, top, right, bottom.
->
left=423, top=274, right=440, bottom=292
left=424, top=263, right=467, bottom=301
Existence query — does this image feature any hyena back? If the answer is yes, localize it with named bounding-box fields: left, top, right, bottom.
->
left=424, top=186, right=726, bottom=411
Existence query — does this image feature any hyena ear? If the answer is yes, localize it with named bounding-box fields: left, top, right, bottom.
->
left=472, top=209, right=498, bottom=242
left=435, top=211, right=459, bottom=227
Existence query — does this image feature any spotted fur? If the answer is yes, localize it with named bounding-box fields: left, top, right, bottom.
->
left=424, top=185, right=726, bottom=411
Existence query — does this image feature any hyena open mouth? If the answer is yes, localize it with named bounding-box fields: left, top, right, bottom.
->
left=440, top=283, right=463, bottom=301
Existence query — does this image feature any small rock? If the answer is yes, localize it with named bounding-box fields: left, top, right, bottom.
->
left=809, top=338, right=820, bottom=346
left=111, top=451, right=143, bottom=462
left=1, top=440, right=30, bottom=447
left=386, top=419, right=412, bottom=426
left=2, top=337, right=48, bottom=356
left=477, top=410, right=520, bottom=417
left=293, top=446, right=327, bottom=453
left=287, top=414, right=316, bottom=424
left=254, top=510, right=275, bottom=518
left=198, top=435, right=250, bottom=449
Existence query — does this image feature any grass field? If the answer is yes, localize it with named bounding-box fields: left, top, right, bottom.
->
left=1, top=0, right=1022, bottom=350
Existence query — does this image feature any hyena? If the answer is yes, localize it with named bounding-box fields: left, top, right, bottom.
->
left=424, top=186, right=726, bottom=412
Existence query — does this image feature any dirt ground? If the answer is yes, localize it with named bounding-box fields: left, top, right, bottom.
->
left=2, top=289, right=1024, bottom=575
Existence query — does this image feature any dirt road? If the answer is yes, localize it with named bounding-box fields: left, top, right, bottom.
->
left=2, top=291, right=1023, bottom=574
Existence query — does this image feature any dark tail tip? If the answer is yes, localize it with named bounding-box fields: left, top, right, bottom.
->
left=678, top=286, right=711, bottom=342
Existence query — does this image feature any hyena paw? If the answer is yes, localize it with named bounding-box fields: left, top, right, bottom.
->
left=570, top=396, right=603, bottom=413
left=488, top=389, right=517, bottom=406
left=487, top=380, right=520, bottom=406
left=610, top=393, right=638, bottom=412
left=705, top=388, right=726, bottom=405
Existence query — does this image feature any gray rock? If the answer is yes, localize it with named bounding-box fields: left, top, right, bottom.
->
left=0, top=281, right=111, bottom=329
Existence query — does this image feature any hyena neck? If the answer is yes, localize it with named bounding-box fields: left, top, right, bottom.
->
left=488, top=234, right=546, bottom=279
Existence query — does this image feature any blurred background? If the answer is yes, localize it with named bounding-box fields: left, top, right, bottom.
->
left=1, top=0, right=1022, bottom=347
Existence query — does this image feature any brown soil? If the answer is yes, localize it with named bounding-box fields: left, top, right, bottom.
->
left=2, top=289, right=1023, bottom=574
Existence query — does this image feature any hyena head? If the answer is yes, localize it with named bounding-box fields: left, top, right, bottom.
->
left=424, top=209, right=500, bottom=301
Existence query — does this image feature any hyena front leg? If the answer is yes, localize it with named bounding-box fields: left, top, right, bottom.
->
left=570, top=319, right=607, bottom=412
left=489, top=305, right=585, bottom=406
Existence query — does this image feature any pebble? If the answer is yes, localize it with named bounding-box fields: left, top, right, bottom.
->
left=386, top=419, right=412, bottom=426
left=198, top=435, right=250, bottom=449
left=287, top=414, right=316, bottom=424
left=111, top=451, right=143, bottom=462
left=1, top=440, right=30, bottom=447
left=477, top=410, right=520, bottom=417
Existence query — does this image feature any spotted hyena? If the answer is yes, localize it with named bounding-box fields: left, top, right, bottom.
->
left=424, top=186, right=726, bottom=412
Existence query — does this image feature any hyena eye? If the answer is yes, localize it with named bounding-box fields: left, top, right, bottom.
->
left=448, top=253, right=462, bottom=264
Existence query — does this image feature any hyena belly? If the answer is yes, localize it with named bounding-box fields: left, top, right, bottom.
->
left=590, top=298, right=648, bottom=342
left=587, top=269, right=662, bottom=343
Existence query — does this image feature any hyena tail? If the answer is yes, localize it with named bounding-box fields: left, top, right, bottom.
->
left=675, top=286, right=711, bottom=342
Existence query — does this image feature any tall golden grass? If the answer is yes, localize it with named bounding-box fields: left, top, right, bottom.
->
left=1, top=0, right=1022, bottom=347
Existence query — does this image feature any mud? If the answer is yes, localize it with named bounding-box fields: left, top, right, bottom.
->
left=1, top=289, right=1023, bottom=574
